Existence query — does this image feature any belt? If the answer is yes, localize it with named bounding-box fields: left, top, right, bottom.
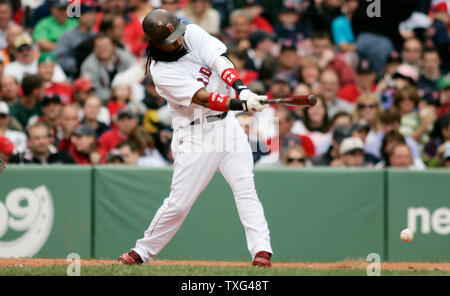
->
left=190, top=112, right=228, bottom=125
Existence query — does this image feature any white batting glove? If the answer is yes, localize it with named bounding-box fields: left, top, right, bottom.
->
left=239, top=89, right=267, bottom=112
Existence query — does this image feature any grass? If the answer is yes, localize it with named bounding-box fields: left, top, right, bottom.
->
left=0, top=264, right=448, bottom=276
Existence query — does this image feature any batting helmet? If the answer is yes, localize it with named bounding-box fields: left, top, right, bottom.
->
left=142, top=9, right=186, bottom=46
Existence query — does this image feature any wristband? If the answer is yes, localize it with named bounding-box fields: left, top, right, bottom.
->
left=221, top=68, right=241, bottom=86
left=229, top=99, right=248, bottom=111
left=208, top=92, right=229, bottom=112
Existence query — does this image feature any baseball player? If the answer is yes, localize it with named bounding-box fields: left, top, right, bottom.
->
left=118, top=9, right=272, bottom=267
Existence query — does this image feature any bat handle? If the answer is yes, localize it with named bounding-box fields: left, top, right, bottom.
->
left=260, top=99, right=280, bottom=105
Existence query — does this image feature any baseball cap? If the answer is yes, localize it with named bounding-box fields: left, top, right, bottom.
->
left=249, top=30, right=274, bottom=49
left=280, top=39, right=296, bottom=52
left=38, top=52, right=57, bottom=64
left=73, top=77, right=94, bottom=92
left=281, top=133, right=301, bottom=154
left=0, top=136, right=14, bottom=155
left=333, top=125, right=352, bottom=144
left=116, top=108, right=136, bottom=120
left=393, top=64, right=419, bottom=84
left=0, top=101, right=9, bottom=116
left=244, top=0, right=262, bottom=7
left=14, top=33, right=33, bottom=49
left=72, top=124, right=96, bottom=137
left=41, top=94, right=62, bottom=106
left=351, top=119, right=371, bottom=133
left=356, top=58, right=375, bottom=74
left=340, top=136, right=365, bottom=155
left=386, top=50, right=402, bottom=64
left=432, top=1, right=449, bottom=13
left=437, top=73, right=450, bottom=90
left=52, top=0, right=69, bottom=8
left=279, top=3, right=299, bottom=14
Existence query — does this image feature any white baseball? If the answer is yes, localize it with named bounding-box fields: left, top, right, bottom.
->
left=400, top=228, right=414, bottom=242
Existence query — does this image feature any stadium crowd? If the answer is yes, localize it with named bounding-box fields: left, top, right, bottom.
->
left=0, top=0, right=449, bottom=169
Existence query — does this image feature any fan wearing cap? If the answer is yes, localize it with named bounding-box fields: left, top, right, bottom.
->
left=98, top=108, right=138, bottom=154
left=69, top=124, right=106, bottom=165
left=274, top=3, right=312, bottom=47
left=338, top=57, right=377, bottom=104
left=32, top=0, right=79, bottom=52
left=312, top=124, right=350, bottom=166
left=243, top=0, right=274, bottom=34
left=0, top=101, right=27, bottom=153
left=246, top=30, right=276, bottom=71
left=38, top=94, right=62, bottom=131
left=53, top=2, right=96, bottom=79
left=38, top=52, right=73, bottom=105
left=428, top=1, right=450, bottom=73
left=0, top=135, right=14, bottom=163
left=3, top=33, right=68, bottom=83
left=335, top=136, right=366, bottom=167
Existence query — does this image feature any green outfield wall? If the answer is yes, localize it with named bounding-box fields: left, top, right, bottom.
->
left=0, top=166, right=448, bottom=262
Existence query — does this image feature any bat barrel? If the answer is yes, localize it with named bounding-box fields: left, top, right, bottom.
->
left=308, top=95, right=318, bottom=106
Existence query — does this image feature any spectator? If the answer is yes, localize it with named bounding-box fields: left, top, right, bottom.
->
left=81, top=95, right=111, bottom=139
left=93, top=0, right=146, bottom=57
left=2, top=23, right=24, bottom=65
left=38, top=52, right=72, bottom=105
left=116, top=140, right=141, bottom=166
left=57, top=104, right=80, bottom=152
left=282, top=144, right=311, bottom=167
left=129, top=0, right=154, bottom=22
left=4, top=33, right=67, bottom=83
left=423, top=113, right=450, bottom=164
left=38, top=94, right=62, bottom=132
left=80, top=34, right=135, bottom=102
left=243, top=0, right=274, bottom=34
left=0, top=75, right=20, bottom=105
left=293, top=95, right=331, bottom=155
left=9, top=121, right=75, bottom=164
left=32, top=0, right=79, bottom=52
left=176, top=0, right=221, bottom=36
left=223, top=9, right=252, bottom=49
left=296, top=56, right=320, bottom=90
left=311, top=31, right=354, bottom=87
left=274, top=3, right=312, bottom=46
left=331, top=0, right=358, bottom=53
left=106, top=148, right=125, bottom=164
left=388, top=143, right=423, bottom=169
left=418, top=48, right=442, bottom=96
left=266, top=76, right=292, bottom=103
left=318, top=69, right=354, bottom=118
left=351, top=119, right=380, bottom=166
left=311, top=124, right=351, bottom=166
left=335, top=136, right=366, bottom=167
left=401, top=37, right=423, bottom=72
left=0, top=0, right=13, bottom=50
left=427, top=1, right=450, bottom=73
left=394, top=86, right=436, bottom=145
left=0, top=135, right=13, bottom=163
left=246, top=30, right=275, bottom=71
left=0, top=101, right=27, bottom=152
left=443, top=141, right=450, bottom=168
left=8, top=74, right=45, bottom=129
left=265, top=106, right=315, bottom=158
left=107, top=84, right=132, bottom=119
left=69, top=124, right=106, bottom=165
left=338, top=57, right=377, bottom=104
left=98, top=108, right=138, bottom=154
left=375, top=130, right=425, bottom=169
left=330, top=110, right=353, bottom=129
left=127, top=126, right=170, bottom=167
left=53, top=3, right=97, bottom=78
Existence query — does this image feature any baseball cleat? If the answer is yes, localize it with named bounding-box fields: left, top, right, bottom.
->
left=252, top=251, right=272, bottom=267
left=118, top=250, right=143, bottom=265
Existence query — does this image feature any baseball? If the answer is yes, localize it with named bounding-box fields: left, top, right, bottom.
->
left=400, top=228, right=414, bottom=242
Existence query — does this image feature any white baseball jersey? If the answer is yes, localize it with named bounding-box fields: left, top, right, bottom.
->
left=150, top=24, right=234, bottom=128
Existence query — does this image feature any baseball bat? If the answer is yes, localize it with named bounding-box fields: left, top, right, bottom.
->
left=261, top=95, right=318, bottom=106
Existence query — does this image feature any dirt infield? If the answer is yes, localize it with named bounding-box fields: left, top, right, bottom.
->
left=0, top=258, right=449, bottom=271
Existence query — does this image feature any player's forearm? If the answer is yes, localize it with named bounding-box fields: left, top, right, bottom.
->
left=213, top=55, right=249, bottom=97
left=192, top=88, right=246, bottom=111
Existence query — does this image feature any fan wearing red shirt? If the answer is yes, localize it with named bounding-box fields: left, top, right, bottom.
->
left=98, top=108, right=138, bottom=154
left=69, top=124, right=107, bottom=164
left=338, top=58, right=377, bottom=104
left=38, top=53, right=72, bottom=104
left=243, top=0, right=274, bottom=34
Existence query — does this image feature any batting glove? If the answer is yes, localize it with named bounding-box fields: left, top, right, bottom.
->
left=239, top=89, right=267, bottom=112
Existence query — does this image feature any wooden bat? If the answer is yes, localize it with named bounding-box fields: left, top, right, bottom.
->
left=261, top=95, right=318, bottom=107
